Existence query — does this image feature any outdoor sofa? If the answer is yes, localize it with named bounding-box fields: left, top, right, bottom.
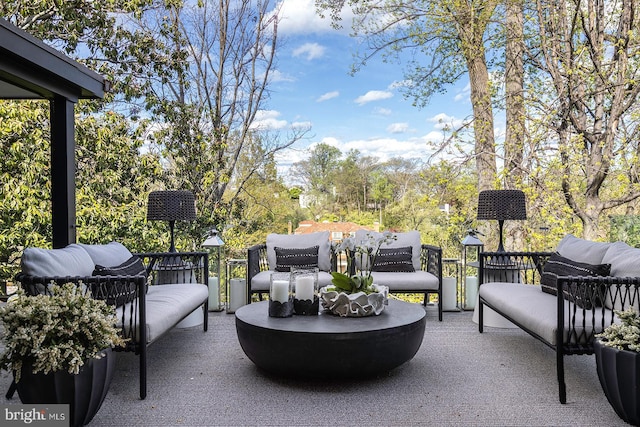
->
left=247, top=231, right=337, bottom=302
left=352, top=230, right=443, bottom=321
left=478, top=234, right=640, bottom=403
left=12, top=242, right=209, bottom=400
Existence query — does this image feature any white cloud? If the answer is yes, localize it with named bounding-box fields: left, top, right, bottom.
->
left=251, top=110, right=288, bottom=130
left=387, top=122, right=409, bottom=134
left=270, top=69, right=295, bottom=83
left=354, top=90, right=393, bottom=105
left=427, top=113, right=464, bottom=130
left=454, top=83, right=470, bottom=102
left=317, top=91, right=339, bottom=102
left=274, top=0, right=353, bottom=35
left=292, top=42, right=326, bottom=61
left=291, top=121, right=312, bottom=130
left=374, top=107, right=392, bottom=116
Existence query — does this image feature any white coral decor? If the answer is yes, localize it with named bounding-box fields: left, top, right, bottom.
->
left=320, top=284, right=389, bottom=317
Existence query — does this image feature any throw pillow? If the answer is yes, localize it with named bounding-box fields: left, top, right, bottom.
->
left=274, top=246, right=320, bottom=272
left=540, top=252, right=610, bottom=309
left=92, top=256, right=146, bottom=306
left=371, top=246, right=415, bottom=272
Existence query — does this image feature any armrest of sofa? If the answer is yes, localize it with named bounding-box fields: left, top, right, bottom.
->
left=421, top=244, right=442, bottom=277
left=134, top=252, right=209, bottom=285
left=479, top=251, right=553, bottom=285
left=247, top=244, right=268, bottom=286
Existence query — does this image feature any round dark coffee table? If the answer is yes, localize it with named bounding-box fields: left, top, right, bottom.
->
left=235, top=299, right=426, bottom=378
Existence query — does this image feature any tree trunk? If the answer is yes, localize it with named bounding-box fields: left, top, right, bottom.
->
left=504, top=0, right=525, bottom=187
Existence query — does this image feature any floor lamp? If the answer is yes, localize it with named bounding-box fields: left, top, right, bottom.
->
left=147, top=190, right=197, bottom=253
left=477, top=189, right=527, bottom=253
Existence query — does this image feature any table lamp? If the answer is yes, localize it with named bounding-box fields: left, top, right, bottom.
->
left=147, top=190, right=196, bottom=252
left=477, top=189, right=526, bottom=252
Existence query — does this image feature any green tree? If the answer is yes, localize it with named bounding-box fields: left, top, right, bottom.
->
left=291, top=143, right=342, bottom=198
left=531, top=0, right=640, bottom=239
left=315, top=0, right=499, bottom=191
left=118, top=0, right=309, bottom=248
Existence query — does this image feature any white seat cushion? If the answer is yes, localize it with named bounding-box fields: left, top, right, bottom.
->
left=369, top=271, right=439, bottom=291
left=117, top=283, right=208, bottom=344
left=479, top=282, right=611, bottom=345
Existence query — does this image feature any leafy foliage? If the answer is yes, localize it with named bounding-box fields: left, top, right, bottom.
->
left=597, top=308, right=640, bottom=353
left=0, top=284, right=126, bottom=381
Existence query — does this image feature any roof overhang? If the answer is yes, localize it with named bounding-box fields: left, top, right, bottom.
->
left=0, top=18, right=108, bottom=101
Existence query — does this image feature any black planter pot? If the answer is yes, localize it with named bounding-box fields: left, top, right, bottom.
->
left=16, top=348, right=116, bottom=427
left=594, top=339, right=640, bottom=426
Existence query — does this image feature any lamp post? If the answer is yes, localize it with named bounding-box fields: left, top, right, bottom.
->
left=202, top=229, right=224, bottom=312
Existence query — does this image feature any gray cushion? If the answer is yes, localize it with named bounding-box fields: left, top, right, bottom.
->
left=250, top=270, right=334, bottom=292
left=354, top=230, right=421, bottom=270
left=21, top=244, right=95, bottom=277
left=274, top=246, right=319, bottom=272
left=602, top=241, right=640, bottom=277
left=479, top=282, right=611, bottom=345
left=540, top=252, right=610, bottom=309
left=556, top=234, right=611, bottom=265
left=368, top=271, right=439, bottom=291
left=266, top=232, right=331, bottom=271
left=372, top=246, right=415, bottom=272
left=79, top=242, right=133, bottom=268
left=116, top=283, right=208, bottom=344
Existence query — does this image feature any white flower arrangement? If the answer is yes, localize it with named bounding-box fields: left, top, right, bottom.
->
left=0, top=283, right=126, bottom=382
left=329, top=231, right=397, bottom=295
left=596, top=307, right=640, bottom=352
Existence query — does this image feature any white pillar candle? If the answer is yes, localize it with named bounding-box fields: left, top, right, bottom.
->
left=271, top=280, right=290, bottom=303
left=208, top=276, right=219, bottom=311
left=465, top=276, right=478, bottom=309
left=442, top=277, right=457, bottom=311
left=295, top=276, right=315, bottom=301
left=229, top=278, right=247, bottom=313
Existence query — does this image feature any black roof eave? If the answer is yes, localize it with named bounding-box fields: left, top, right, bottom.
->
left=0, top=18, right=107, bottom=101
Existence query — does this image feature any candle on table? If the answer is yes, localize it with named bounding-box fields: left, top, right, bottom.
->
left=271, top=280, right=290, bottom=303
left=295, top=276, right=315, bottom=301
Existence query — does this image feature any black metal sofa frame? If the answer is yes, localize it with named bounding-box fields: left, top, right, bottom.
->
left=477, top=251, right=640, bottom=404
left=12, top=251, right=209, bottom=400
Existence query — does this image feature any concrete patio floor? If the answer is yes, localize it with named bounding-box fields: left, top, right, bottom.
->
left=0, top=303, right=628, bottom=426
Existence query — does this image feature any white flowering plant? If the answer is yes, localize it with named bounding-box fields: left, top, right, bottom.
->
left=0, top=283, right=126, bottom=382
left=596, top=307, right=640, bottom=352
left=329, top=231, right=397, bottom=294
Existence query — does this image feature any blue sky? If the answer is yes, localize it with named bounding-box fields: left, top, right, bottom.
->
left=256, top=0, right=476, bottom=182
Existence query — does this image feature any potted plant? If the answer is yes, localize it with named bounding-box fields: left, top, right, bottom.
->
left=594, top=307, right=640, bottom=425
left=0, top=283, right=126, bottom=427
left=320, top=232, right=396, bottom=317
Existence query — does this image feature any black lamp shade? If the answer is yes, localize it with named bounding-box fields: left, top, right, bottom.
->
left=477, top=189, right=526, bottom=253
left=477, top=190, right=527, bottom=221
left=147, top=190, right=196, bottom=221
left=147, top=190, right=196, bottom=252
